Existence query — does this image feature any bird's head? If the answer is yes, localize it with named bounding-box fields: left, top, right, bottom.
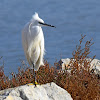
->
left=31, top=12, right=56, bottom=28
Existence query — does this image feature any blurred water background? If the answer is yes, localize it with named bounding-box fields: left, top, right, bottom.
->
left=0, top=0, right=100, bottom=75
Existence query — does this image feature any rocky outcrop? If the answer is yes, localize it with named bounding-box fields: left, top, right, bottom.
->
left=0, top=82, right=73, bottom=100
left=58, top=58, right=100, bottom=76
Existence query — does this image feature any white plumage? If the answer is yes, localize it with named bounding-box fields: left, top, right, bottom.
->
left=22, top=12, right=55, bottom=72
left=22, top=13, right=45, bottom=71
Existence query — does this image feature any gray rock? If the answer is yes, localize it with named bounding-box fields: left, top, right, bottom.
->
left=59, top=58, right=100, bottom=76
left=0, top=82, right=73, bottom=100
left=90, top=59, right=100, bottom=76
left=61, top=58, right=71, bottom=70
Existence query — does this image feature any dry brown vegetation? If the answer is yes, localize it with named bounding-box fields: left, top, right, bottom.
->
left=0, top=35, right=100, bottom=100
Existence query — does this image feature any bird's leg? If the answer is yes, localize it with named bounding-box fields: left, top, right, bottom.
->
left=32, top=63, right=37, bottom=87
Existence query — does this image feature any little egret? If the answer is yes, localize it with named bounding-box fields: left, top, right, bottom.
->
left=22, top=12, right=55, bottom=86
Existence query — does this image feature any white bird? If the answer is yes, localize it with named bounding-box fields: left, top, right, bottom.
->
left=22, top=12, right=55, bottom=85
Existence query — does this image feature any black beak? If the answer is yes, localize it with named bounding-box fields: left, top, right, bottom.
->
left=39, top=22, right=56, bottom=28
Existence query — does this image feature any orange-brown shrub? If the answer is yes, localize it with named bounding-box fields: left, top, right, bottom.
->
left=0, top=35, right=100, bottom=100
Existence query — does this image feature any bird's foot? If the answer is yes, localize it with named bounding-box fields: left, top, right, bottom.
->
left=27, top=81, right=38, bottom=87
left=27, top=83, right=34, bottom=86
left=34, top=81, right=38, bottom=87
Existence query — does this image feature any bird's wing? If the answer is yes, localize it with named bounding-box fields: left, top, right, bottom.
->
left=22, top=23, right=32, bottom=65
left=22, top=23, right=41, bottom=66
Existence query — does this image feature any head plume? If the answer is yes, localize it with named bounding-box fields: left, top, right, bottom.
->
left=32, top=12, right=39, bottom=20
